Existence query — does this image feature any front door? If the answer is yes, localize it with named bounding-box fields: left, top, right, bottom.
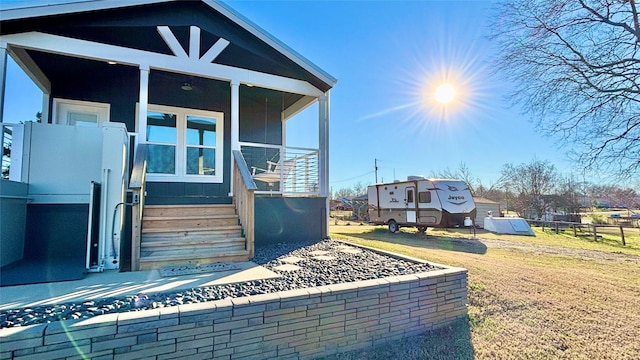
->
left=405, top=186, right=416, bottom=223
left=54, top=99, right=110, bottom=127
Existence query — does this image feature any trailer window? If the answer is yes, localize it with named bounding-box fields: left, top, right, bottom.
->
left=418, top=191, right=431, bottom=203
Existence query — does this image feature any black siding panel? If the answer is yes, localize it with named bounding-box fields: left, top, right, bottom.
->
left=33, top=52, right=139, bottom=131
left=24, top=204, right=88, bottom=260
left=239, top=86, right=283, bottom=144
left=254, top=196, right=327, bottom=244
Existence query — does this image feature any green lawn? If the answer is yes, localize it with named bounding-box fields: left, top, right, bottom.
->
left=328, top=224, right=640, bottom=360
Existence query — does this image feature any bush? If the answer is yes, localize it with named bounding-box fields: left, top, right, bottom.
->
left=591, top=214, right=607, bottom=224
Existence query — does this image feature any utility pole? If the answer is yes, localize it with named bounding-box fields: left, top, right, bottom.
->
left=374, top=158, right=379, bottom=183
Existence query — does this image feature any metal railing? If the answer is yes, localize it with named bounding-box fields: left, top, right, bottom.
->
left=1, top=124, right=13, bottom=180
left=240, top=142, right=319, bottom=195
left=129, top=143, right=148, bottom=271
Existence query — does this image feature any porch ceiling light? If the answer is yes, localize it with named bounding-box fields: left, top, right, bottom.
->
left=181, top=82, right=193, bottom=91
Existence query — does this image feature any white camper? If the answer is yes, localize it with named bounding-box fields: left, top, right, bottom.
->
left=367, top=177, right=477, bottom=233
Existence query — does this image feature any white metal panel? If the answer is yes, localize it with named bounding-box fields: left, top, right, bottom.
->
left=26, top=123, right=102, bottom=203
left=100, top=122, right=129, bottom=270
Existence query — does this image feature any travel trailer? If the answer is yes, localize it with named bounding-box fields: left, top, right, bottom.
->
left=367, top=177, right=477, bottom=233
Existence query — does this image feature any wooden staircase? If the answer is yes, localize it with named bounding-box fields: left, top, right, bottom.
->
left=139, top=204, right=250, bottom=270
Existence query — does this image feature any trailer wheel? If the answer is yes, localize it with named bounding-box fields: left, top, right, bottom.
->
left=388, top=220, right=399, bottom=233
left=417, top=226, right=427, bottom=234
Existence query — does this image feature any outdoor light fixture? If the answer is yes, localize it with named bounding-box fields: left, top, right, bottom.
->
left=181, top=82, right=193, bottom=91
left=107, top=61, right=117, bottom=65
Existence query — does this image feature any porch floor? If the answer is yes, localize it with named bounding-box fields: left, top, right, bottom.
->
left=0, top=262, right=279, bottom=311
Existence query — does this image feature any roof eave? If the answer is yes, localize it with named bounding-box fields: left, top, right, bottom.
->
left=1, top=0, right=337, bottom=91
left=205, top=0, right=337, bottom=90
left=0, top=0, right=171, bottom=20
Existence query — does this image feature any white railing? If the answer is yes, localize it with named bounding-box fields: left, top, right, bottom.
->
left=240, top=142, right=319, bottom=195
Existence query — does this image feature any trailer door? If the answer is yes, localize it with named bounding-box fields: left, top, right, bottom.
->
left=405, top=186, right=416, bottom=223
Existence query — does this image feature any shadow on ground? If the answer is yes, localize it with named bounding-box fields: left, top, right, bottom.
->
left=322, top=317, right=474, bottom=360
left=332, top=227, right=488, bottom=255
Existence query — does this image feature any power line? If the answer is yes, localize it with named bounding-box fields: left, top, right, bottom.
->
left=330, top=170, right=375, bottom=184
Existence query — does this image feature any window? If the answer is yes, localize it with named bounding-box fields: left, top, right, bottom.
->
left=419, top=191, right=431, bottom=203
left=143, top=105, right=223, bottom=182
left=146, top=111, right=177, bottom=174
left=186, top=116, right=217, bottom=175
left=406, top=189, right=414, bottom=203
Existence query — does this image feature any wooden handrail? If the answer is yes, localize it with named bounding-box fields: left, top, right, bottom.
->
left=129, top=144, right=147, bottom=271
left=233, top=150, right=256, bottom=258
left=233, top=150, right=257, bottom=190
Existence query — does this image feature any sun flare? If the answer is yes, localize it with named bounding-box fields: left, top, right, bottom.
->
left=434, top=84, right=456, bottom=104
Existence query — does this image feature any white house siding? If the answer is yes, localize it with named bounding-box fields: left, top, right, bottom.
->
left=474, top=197, right=501, bottom=228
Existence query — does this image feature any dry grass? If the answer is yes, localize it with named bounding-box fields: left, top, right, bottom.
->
left=329, top=225, right=640, bottom=359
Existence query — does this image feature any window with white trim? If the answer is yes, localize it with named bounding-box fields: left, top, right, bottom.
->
left=144, top=104, right=223, bottom=182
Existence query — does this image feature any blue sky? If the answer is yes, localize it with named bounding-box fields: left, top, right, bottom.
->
left=2, top=0, right=580, bottom=190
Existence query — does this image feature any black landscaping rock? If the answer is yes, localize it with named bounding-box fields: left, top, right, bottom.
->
left=0, top=241, right=440, bottom=328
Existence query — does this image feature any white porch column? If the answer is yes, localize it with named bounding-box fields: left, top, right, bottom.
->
left=318, top=92, right=329, bottom=196
left=41, top=93, right=50, bottom=123
left=137, top=65, right=150, bottom=141
left=318, top=92, right=330, bottom=238
left=229, top=79, right=240, bottom=196
left=0, top=42, right=7, bottom=123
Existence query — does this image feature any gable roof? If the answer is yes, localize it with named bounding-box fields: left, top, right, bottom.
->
left=1, top=0, right=337, bottom=91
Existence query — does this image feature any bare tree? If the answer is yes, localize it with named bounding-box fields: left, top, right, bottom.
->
left=433, top=162, right=480, bottom=194
left=499, top=159, right=559, bottom=218
left=555, top=176, right=588, bottom=214
left=490, top=0, right=640, bottom=180
left=610, top=187, right=640, bottom=214
left=352, top=182, right=368, bottom=196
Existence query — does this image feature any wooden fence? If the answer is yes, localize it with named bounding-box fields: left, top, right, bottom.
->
left=527, top=220, right=627, bottom=246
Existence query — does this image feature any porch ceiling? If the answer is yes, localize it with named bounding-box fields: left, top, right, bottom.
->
left=27, top=50, right=306, bottom=114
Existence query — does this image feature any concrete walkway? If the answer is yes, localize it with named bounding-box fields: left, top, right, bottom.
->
left=0, top=262, right=279, bottom=311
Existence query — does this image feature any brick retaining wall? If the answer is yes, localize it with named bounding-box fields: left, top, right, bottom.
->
left=0, top=248, right=467, bottom=359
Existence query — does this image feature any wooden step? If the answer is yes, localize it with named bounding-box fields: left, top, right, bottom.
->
left=142, top=228, right=243, bottom=241
left=142, top=216, right=239, bottom=230
left=144, top=204, right=236, bottom=217
left=141, top=243, right=246, bottom=257
left=141, top=224, right=242, bottom=234
left=138, top=203, right=248, bottom=270
left=139, top=249, right=250, bottom=271
left=141, top=237, right=245, bottom=248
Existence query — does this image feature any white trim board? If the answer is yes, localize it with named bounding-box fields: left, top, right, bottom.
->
left=0, top=31, right=324, bottom=97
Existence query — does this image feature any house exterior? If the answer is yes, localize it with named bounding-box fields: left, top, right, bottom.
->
left=473, top=197, right=501, bottom=228
left=0, top=0, right=335, bottom=274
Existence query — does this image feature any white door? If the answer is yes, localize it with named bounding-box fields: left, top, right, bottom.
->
left=405, top=186, right=417, bottom=223
left=54, top=99, right=110, bottom=127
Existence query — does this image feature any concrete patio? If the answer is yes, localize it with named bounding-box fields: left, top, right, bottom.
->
left=0, top=262, right=279, bottom=311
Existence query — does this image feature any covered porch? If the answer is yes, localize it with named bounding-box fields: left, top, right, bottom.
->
left=0, top=0, right=335, bottom=281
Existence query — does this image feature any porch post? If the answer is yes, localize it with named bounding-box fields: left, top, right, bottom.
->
left=137, top=65, right=150, bottom=139
left=41, top=93, right=50, bottom=123
left=0, top=42, right=7, bottom=123
left=229, top=79, right=240, bottom=196
left=318, top=91, right=330, bottom=238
